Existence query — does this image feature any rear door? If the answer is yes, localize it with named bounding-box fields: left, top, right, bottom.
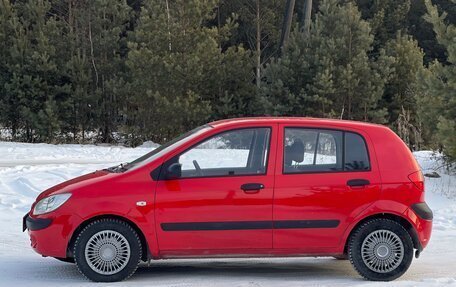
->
left=155, top=124, right=277, bottom=254
left=273, top=124, right=381, bottom=250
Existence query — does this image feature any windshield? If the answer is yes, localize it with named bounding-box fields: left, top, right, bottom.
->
left=127, top=124, right=213, bottom=169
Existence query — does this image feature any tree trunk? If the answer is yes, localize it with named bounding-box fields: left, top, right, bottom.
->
left=303, top=0, right=312, bottom=37
left=280, top=0, right=296, bottom=51
left=255, top=0, right=261, bottom=88
left=165, top=0, right=172, bottom=51
left=88, top=17, right=98, bottom=87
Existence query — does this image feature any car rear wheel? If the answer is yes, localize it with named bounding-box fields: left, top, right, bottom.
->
left=73, top=219, right=142, bottom=282
left=348, top=218, right=413, bottom=281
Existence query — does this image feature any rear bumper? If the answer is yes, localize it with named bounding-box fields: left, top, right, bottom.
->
left=404, top=205, right=433, bottom=249
left=411, top=202, right=433, bottom=220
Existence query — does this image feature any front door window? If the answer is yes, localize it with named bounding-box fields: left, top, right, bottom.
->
left=176, top=128, right=271, bottom=178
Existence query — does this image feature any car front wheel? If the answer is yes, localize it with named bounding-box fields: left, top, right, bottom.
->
left=73, top=218, right=142, bottom=282
left=348, top=218, right=414, bottom=281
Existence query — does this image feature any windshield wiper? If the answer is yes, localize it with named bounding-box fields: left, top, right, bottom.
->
left=105, top=162, right=134, bottom=173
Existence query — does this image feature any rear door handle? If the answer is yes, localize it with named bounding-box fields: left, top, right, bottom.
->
left=347, top=179, right=370, bottom=187
left=241, top=183, right=264, bottom=194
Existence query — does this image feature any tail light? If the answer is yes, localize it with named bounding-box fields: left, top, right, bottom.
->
left=408, top=171, right=424, bottom=191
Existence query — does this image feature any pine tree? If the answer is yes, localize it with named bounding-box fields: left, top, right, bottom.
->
left=0, top=0, right=452, bottom=147
left=0, top=0, right=17, bottom=138
left=219, top=0, right=285, bottom=87
left=210, top=45, right=257, bottom=119
left=356, top=0, right=411, bottom=52
left=382, top=33, right=425, bottom=149
left=261, top=0, right=391, bottom=122
left=3, top=0, right=60, bottom=142
left=61, top=0, right=132, bottom=142
left=126, top=0, right=254, bottom=143
left=408, top=0, right=455, bottom=64
left=418, top=0, right=456, bottom=160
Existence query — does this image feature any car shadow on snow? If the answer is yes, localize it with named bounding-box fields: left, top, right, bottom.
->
left=11, top=257, right=361, bottom=284
left=132, top=258, right=359, bottom=282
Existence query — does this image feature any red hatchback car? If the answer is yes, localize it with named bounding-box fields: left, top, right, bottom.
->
left=23, top=117, right=432, bottom=282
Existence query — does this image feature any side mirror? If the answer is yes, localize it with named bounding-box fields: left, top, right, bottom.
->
left=166, top=163, right=182, bottom=179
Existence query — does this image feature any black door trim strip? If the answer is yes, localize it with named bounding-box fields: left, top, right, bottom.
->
left=274, top=220, right=339, bottom=229
left=161, top=220, right=339, bottom=231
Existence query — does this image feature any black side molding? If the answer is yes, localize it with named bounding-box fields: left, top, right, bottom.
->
left=274, top=220, right=339, bottom=229
left=161, top=220, right=340, bottom=232
left=162, top=221, right=272, bottom=231
left=411, top=203, right=433, bottom=220
left=23, top=214, right=52, bottom=231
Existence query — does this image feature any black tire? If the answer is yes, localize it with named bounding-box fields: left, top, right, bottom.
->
left=54, top=257, right=75, bottom=263
left=348, top=218, right=414, bottom=281
left=73, top=218, right=142, bottom=282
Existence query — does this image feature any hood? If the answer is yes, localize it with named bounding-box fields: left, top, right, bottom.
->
left=35, top=170, right=111, bottom=201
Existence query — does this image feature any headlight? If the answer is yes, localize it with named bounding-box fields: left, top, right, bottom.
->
left=33, top=193, right=72, bottom=215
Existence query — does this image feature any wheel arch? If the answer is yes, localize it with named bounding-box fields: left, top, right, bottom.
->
left=66, top=214, right=150, bottom=261
left=343, top=213, right=421, bottom=255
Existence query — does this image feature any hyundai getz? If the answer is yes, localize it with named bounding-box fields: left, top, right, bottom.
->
left=23, top=117, right=433, bottom=282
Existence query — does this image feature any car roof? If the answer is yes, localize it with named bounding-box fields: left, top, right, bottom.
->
left=208, top=117, right=387, bottom=131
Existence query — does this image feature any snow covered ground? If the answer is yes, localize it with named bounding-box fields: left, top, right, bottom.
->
left=0, top=142, right=455, bottom=286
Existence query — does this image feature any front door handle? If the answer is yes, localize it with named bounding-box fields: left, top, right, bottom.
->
left=241, top=183, right=264, bottom=194
left=347, top=179, right=370, bottom=187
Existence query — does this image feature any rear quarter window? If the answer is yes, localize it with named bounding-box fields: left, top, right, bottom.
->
left=344, top=132, right=370, bottom=171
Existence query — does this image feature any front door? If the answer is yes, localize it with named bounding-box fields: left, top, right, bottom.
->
left=155, top=125, right=277, bottom=254
left=273, top=124, right=381, bottom=251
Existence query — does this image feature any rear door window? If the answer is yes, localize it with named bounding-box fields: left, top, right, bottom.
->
left=283, top=128, right=370, bottom=173
left=283, top=128, right=343, bottom=173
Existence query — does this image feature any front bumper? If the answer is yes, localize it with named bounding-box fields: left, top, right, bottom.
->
left=23, top=212, right=81, bottom=258
left=23, top=213, right=53, bottom=232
